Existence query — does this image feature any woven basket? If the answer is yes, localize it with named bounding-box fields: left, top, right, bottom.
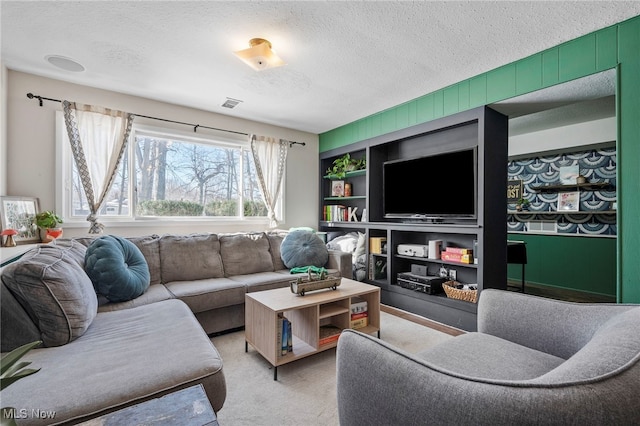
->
left=442, top=281, right=477, bottom=303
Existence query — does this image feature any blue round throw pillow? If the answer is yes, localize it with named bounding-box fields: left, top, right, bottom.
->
left=280, top=230, right=328, bottom=269
left=84, top=235, right=150, bottom=302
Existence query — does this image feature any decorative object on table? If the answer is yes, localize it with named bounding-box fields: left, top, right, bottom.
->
left=557, top=191, right=580, bottom=211
left=1, top=229, right=18, bottom=247
left=331, top=180, right=345, bottom=197
left=1, top=340, right=42, bottom=426
left=290, top=267, right=341, bottom=296
left=35, top=210, right=64, bottom=242
left=576, top=174, right=588, bottom=184
left=559, top=165, right=580, bottom=184
left=0, top=196, right=40, bottom=244
left=515, top=197, right=530, bottom=212
left=325, top=153, right=366, bottom=179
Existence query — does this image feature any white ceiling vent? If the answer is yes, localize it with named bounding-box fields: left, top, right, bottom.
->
left=222, top=98, right=243, bottom=109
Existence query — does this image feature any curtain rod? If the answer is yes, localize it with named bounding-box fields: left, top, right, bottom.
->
left=26, top=92, right=306, bottom=148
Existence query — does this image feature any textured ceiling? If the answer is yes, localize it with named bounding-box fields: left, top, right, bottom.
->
left=2, top=2, right=639, bottom=135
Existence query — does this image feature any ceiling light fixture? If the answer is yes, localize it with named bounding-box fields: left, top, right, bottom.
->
left=45, top=55, right=85, bottom=72
left=234, top=38, right=285, bottom=71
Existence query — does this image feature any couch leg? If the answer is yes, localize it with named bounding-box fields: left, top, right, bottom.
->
left=245, top=341, right=248, bottom=352
left=274, top=366, right=278, bottom=381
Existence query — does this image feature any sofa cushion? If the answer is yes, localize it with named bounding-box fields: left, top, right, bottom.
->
left=266, top=230, right=288, bottom=271
left=127, top=235, right=162, bottom=285
left=164, top=278, right=246, bottom=313
left=219, top=232, right=274, bottom=276
left=231, top=271, right=296, bottom=293
left=97, top=283, right=174, bottom=312
left=280, top=230, right=328, bottom=268
left=1, top=241, right=97, bottom=347
left=0, top=299, right=227, bottom=423
left=85, top=235, right=151, bottom=303
left=159, top=234, right=224, bottom=282
left=417, top=332, right=565, bottom=380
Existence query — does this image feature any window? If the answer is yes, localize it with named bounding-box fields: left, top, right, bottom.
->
left=60, top=118, right=281, bottom=223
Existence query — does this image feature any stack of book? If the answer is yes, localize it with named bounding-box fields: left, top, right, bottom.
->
left=323, top=205, right=359, bottom=222
left=350, top=297, right=368, bottom=329
left=319, top=324, right=342, bottom=346
left=277, top=313, right=293, bottom=356
left=440, top=247, right=473, bottom=264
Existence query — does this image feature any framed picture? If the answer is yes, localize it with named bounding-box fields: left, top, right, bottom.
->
left=557, top=191, right=580, bottom=212
left=559, top=165, right=579, bottom=184
left=331, top=180, right=345, bottom=197
left=0, top=196, right=40, bottom=243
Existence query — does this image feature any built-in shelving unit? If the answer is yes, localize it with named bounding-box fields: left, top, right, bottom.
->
left=318, top=106, right=508, bottom=331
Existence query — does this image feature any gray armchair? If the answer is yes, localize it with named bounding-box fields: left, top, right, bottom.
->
left=336, top=289, right=640, bottom=425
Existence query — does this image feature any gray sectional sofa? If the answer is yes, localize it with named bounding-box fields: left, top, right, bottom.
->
left=1, top=231, right=350, bottom=425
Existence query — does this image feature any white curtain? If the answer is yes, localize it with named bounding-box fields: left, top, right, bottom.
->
left=250, top=135, right=288, bottom=228
left=62, top=101, right=133, bottom=233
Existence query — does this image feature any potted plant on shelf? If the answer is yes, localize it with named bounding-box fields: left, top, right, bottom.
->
left=325, top=153, right=366, bottom=179
left=515, top=198, right=530, bottom=212
left=35, top=211, right=64, bottom=242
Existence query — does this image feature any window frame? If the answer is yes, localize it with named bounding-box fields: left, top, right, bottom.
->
left=56, top=113, right=284, bottom=228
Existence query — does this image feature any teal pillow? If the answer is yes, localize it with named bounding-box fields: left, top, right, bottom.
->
left=85, top=235, right=150, bottom=302
left=280, top=230, right=328, bottom=268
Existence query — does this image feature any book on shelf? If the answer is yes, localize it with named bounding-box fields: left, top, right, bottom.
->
left=319, top=324, right=342, bottom=346
left=369, top=237, right=386, bottom=254
left=281, top=317, right=289, bottom=356
left=350, top=317, right=368, bottom=329
left=276, top=314, right=284, bottom=356
left=444, top=247, right=473, bottom=255
left=350, top=297, right=368, bottom=314
left=287, top=318, right=293, bottom=353
left=440, top=251, right=473, bottom=264
left=351, top=311, right=368, bottom=320
left=323, top=204, right=350, bottom=222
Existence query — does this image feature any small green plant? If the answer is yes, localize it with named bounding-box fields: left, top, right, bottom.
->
left=1, top=341, right=41, bottom=425
left=35, top=211, right=63, bottom=229
left=325, top=153, right=366, bottom=179
left=516, top=198, right=530, bottom=211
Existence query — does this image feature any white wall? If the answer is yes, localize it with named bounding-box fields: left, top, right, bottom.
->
left=4, top=70, right=319, bottom=237
left=0, top=63, right=7, bottom=195
left=508, top=116, right=616, bottom=157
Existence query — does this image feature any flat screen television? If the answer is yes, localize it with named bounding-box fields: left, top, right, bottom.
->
left=383, top=147, right=477, bottom=220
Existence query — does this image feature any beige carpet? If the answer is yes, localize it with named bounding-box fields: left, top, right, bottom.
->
left=211, top=310, right=454, bottom=425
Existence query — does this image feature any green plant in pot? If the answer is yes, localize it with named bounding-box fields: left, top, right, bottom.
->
left=516, top=198, right=530, bottom=212
left=326, top=153, right=366, bottom=179
left=35, top=211, right=64, bottom=242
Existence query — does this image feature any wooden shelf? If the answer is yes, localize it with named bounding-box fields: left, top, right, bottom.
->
left=531, top=182, right=614, bottom=193
left=508, top=210, right=616, bottom=215
left=323, top=195, right=366, bottom=201
left=323, top=169, right=366, bottom=179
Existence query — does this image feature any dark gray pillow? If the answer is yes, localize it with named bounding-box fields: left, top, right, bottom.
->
left=1, top=241, right=97, bottom=347
left=280, top=230, right=328, bottom=268
left=159, top=233, right=224, bottom=282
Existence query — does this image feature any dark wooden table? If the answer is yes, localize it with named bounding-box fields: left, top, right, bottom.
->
left=79, top=384, right=218, bottom=426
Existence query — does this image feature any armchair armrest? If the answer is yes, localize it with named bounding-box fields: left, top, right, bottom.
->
left=326, top=249, right=352, bottom=279
left=478, top=289, right=632, bottom=359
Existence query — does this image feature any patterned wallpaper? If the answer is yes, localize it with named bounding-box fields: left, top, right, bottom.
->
left=507, top=147, right=617, bottom=236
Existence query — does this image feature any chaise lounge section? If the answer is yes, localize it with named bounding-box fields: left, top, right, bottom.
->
left=1, top=230, right=350, bottom=425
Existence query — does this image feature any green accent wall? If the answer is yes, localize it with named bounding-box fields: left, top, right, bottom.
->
left=507, top=235, right=616, bottom=298
left=320, top=15, right=640, bottom=303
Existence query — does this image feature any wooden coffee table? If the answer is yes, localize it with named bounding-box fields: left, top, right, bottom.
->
left=245, top=278, right=380, bottom=380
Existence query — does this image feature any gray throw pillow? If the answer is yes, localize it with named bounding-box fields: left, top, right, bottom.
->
left=280, top=230, right=328, bottom=268
left=219, top=232, right=274, bottom=276
left=1, top=241, right=97, bottom=347
left=159, top=233, right=224, bottom=282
